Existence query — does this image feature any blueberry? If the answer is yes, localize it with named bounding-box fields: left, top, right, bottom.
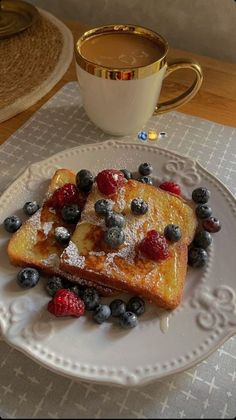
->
left=131, top=198, right=148, bottom=215
left=188, top=247, right=208, bottom=268
left=137, top=176, right=153, bottom=185
left=192, top=187, right=210, bottom=204
left=194, top=230, right=212, bottom=249
left=17, top=267, right=40, bottom=289
left=81, top=287, right=100, bottom=310
left=93, top=304, right=111, bottom=324
left=76, top=169, right=94, bottom=193
left=119, top=311, right=138, bottom=329
left=164, top=224, right=182, bottom=242
left=46, top=276, right=63, bottom=296
left=105, top=212, right=125, bottom=229
left=23, top=201, right=40, bottom=216
left=104, top=227, right=125, bottom=248
left=138, top=163, right=153, bottom=176
left=110, top=299, right=126, bottom=317
left=196, top=204, right=212, bottom=219
left=3, top=215, right=22, bottom=233
left=94, top=199, right=113, bottom=216
left=126, top=296, right=145, bottom=316
left=202, top=216, right=222, bottom=233
left=120, top=169, right=133, bottom=180
left=61, top=204, right=81, bottom=224
left=54, top=226, right=70, bottom=246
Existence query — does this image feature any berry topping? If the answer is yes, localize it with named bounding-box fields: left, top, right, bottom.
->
left=69, top=285, right=81, bottom=296
left=164, top=224, right=182, bottom=242
left=54, top=226, right=71, bottom=246
left=105, top=212, right=125, bottom=229
left=188, top=247, right=208, bottom=268
left=131, top=198, right=148, bottom=215
left=94, top=199, right=113, bottom=215
left=138, top=162, right=153, bottom=176
left=76, top=169, right=94, bottom=193
left=93, top=304, right=111, bottom=324
left=196, top=204, right=212, bottom=219
left=61, top=204, right=81, bottom=224
left=47, top=289, right=85, bottom=317
left=126, top=296, right=145, bottom=316
left=51, top=183, right=80, bottom=211
left=80, top=287, right=100, bottom=311
left=192, top=187, right=210, bottom=204
left=119, top=311, right=138, bottom=329
left=139, top=230, right=170, bottom=261
left=23, top=201, right=40, bottom=216
left=3, top=215, right=22, bottom=233
left=202, top=216, right=222, bottom=233
left=46, top=276, right=63, bottom=296
left=17, top=267, right=40, bottom=289
left=104, top=227, right=125, bottom=248
left=120, top=169, right=133, bottom=180
left=194, top=230, right=212, bottom=249
left=137, top=175, right=153, bottom=185
left=159, top=181, right=181, bottom=196
left=96, top=169, right=125, bottom=196
left=110, top=299, right=126, bottom=317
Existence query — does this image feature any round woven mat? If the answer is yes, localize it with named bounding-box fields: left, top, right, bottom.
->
left=0, top=8, right=74, bottom=123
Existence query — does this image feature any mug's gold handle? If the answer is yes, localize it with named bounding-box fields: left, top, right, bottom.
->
left=155, top=58, right=203, bottom=114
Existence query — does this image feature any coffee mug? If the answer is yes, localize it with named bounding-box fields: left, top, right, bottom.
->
left=75, top=24, right=203, bottom=136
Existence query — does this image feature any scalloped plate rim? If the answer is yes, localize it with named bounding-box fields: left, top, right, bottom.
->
left=0, top=140, right=235, bottom=387
left=2, top=327, right=236, bottom=388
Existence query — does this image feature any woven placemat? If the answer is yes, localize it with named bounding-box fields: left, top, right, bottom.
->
left=0, top=8, right=73, bottom=123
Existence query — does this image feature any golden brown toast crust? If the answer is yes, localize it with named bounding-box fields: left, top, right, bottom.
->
left=7, top=169, right=117, bottom=297
left=60, top=179, right=198, bottom=309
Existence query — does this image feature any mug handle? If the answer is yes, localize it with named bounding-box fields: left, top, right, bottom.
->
left=154, top=58, right=203, bottom=114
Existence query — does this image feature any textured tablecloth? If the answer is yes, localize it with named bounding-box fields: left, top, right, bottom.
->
left=0, top=82, right=235, bottom=419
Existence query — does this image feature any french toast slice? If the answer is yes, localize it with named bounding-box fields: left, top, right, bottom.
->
left=60, top=179, right=198, bottom=309
left=7, top=169, right=116, bottom=296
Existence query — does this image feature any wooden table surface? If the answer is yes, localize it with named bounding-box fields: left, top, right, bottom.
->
left=0, top=20, right=236, bottom=146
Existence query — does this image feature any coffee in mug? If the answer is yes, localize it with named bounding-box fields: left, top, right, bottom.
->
left=75, top=25, right=203, bottom=136
left=80, top=32, right=164, bottom=67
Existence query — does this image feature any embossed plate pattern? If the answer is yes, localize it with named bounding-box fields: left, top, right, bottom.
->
left=0, top=140, right=235, bottom=386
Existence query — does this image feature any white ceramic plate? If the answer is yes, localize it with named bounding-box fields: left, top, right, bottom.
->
left=0, top=140, right=236, bottom=387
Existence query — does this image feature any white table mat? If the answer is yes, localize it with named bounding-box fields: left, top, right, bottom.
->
left=0, top=82, right=235, bottom=419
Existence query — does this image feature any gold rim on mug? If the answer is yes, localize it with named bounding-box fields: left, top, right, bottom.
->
left=75, top=24, right=168, bottom=80
left=75, top=24, right=203, bottom=113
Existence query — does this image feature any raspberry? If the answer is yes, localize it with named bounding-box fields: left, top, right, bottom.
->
left=47, top=288, right=85, bottom=317
left=50, top=183, right=87, bottom=213
left=159, top=181, right=181, bottom=196
left=139, top=230, right=170, bottom=261
left=96, top=169, right=125, bottom=196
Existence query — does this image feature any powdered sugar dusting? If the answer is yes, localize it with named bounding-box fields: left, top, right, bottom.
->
left=25, top=208, right=56, bottom=239
left=112, top=173, right=119, bottom=181
left=89, top=250, right=106, bottom=257
left=115, top=186, right=126, bottom=212
left=42, top=222, right=54, bottom=236
left=27, top=208, right=41, bottom=230
left=63, top=241, right=85, bottom=268
left=104, top=214, right=145, bottom=276
left=80, top=185, right=115, bottom=227
left=42, top=253, right=60, bottom=268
